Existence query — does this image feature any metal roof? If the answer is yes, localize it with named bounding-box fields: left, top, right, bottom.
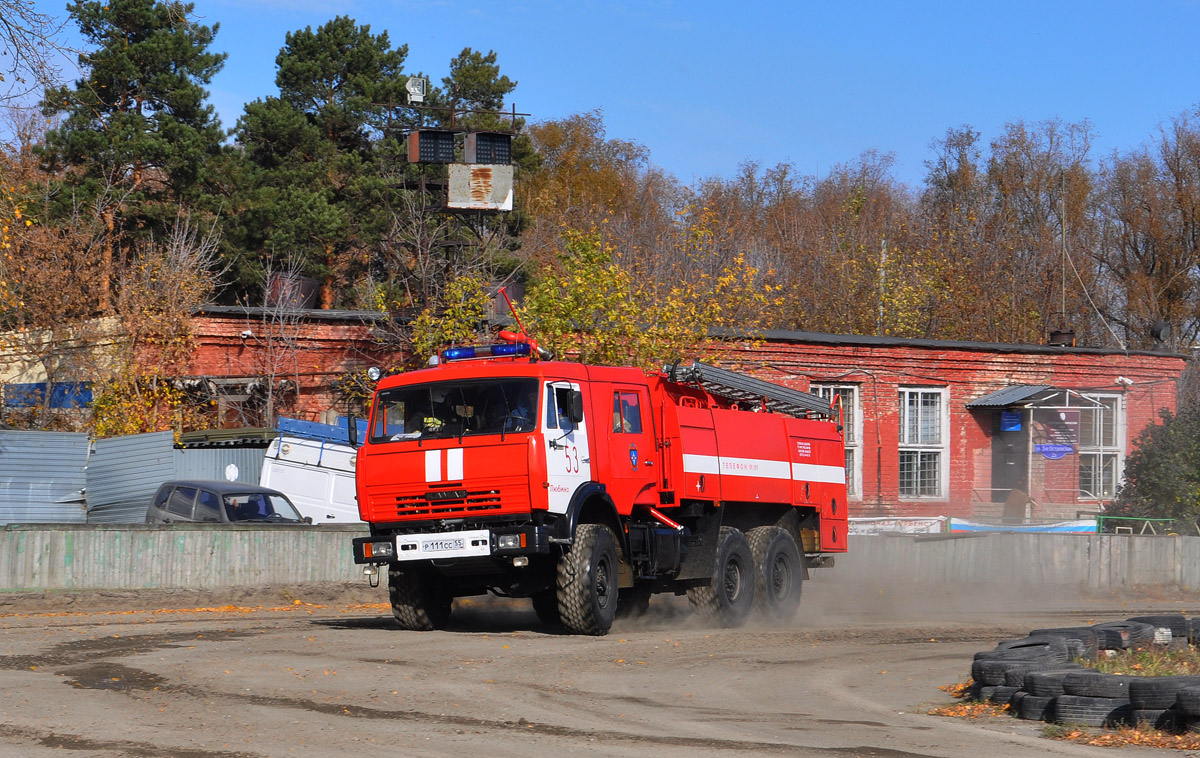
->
left=196, top=304, right=389, bottom=324
left=966, top=385, right=1054, bottom=409
left=176, top=427, right=275, bottom=449
left=708, top=327, right=1184, bottom=359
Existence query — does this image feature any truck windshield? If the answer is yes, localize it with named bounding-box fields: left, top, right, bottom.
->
left=370, top=379, right=539, bottom=442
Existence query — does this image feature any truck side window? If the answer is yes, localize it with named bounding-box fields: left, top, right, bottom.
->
left=550, top=386, right=576, bottom=430
left=612, top=391, right=642, bottom=434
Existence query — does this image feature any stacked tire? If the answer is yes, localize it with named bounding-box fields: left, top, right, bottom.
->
left=963, top=615, right=1200, bottom=731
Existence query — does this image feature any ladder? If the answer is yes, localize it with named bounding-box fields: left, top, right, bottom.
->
left=664, top=361, right=834, bottom=419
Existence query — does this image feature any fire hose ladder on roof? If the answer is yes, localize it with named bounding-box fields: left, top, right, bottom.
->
left=664, top=361, right=834, bottom=419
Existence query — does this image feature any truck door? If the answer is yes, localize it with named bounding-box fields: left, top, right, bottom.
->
left=607, top=384, right=658, bottom=513
left=544, top=381, right=591, bottom=514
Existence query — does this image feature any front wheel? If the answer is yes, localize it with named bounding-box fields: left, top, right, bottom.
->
left=556, top=523, right=619, bottom=635
left=687, top=526, right=755, bottom=627
left=388, top=564, right=452, bottom=631
left=747, top=526, right=803, bottom=622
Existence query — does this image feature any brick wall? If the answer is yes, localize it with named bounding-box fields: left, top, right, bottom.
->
left=708, top=336, right=1185, bottom=521
left=179, top=312, right=390, bottom=425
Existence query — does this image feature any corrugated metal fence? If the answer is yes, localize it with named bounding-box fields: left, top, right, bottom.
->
left=0, top=431, right=267, bottom=525
left=86, top=432, right=176, bottom=523
left=0, top=432, right=89, bottom=524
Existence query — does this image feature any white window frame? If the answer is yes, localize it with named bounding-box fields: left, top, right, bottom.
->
left=898, top=387, right=950, bottom=500
left=1075, top=392, right=1124, bottom=501
left=811, top=383, right=862, bottom=500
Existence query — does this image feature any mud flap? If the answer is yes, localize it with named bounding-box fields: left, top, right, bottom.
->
left=676, top=508, right=722, bottom=581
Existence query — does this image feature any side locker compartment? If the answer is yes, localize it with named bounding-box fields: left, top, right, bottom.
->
left=787, top=418, right=849, bottom=554
left=676, top=406, right=719, bottom=502
left=711, top=408, right=791, bottom=505
left=818, top=426, right=849, bottom=554
left=653, top=385, right=680, bottom=499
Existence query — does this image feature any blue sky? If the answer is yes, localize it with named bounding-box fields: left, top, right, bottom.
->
left=26, top=0, right=1200, bottom=188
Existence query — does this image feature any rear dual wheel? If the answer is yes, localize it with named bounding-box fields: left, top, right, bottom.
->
left=688, top=526, right=755, bottom=627
left=747, top=526, right=803, bottom=622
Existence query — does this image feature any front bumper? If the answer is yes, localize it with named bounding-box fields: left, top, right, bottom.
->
left=353, top=525, right=554, bottom=564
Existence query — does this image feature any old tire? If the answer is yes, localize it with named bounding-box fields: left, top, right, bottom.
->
left=1029, top=627, right=1099, bottom=660
left=1132, top=708, right=1181, bottom=731
left=1026, top=669, right=1087, bottom=697
left=556, top=523, right=619, bottom=636
left=1062, top=672, right=1136, bottom=699
left=1129, top=676, right=1200, bottom=709
left=1003, top=662, right=1082, bottom=689
left=1128, top=615, right=1188, bottom=638
left=988, top=685, right=1020, bottom=705
left=1017, top=694, right=1056, bottom=721
left=747, top=526, right=803, bottom=622
left=687, top=527, right=755, bottom=628
left=388, top=564, right=452, bottom=631
left=1092, top=621, right=1156, bottom=649
left=1176, top=685, right=1200, bottom=716
left=531, top=590, right=560, bottom=625
left=1055, top=694, right=1133, bottom=727
left=973, top=636, right=1070, bottom=664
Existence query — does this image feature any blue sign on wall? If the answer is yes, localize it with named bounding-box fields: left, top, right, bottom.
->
left=1034, top=443, right=1074, bottom=460
left=1000, top=410, right=1022, bottom=432
left=3, top=382, right=92, bottom=408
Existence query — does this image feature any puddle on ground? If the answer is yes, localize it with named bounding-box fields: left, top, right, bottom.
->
left=61, top=662, right=168, bottom=692
left=0, top=628, right=257, bottom=671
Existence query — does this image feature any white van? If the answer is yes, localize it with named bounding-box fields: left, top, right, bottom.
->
left=259, top=434, right=360, bottom=523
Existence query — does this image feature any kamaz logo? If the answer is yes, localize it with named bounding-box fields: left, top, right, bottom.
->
left=426, top=489, right=468, bottom=502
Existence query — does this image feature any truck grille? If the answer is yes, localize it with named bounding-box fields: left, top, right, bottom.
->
left=389, top=488, right=503, bottom=517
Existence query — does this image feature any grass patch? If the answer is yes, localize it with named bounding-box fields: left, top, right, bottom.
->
left=1085, top=645, right=1200, bottom=676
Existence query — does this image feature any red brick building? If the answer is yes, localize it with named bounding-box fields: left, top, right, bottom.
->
left=181, top=312, right=1186, bottom=522
left=711, top=331, right=1186, bottom=522
left=186, top=306, right=387, bottom=427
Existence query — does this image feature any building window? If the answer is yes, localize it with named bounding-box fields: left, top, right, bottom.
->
left=812, top=384, right=861, bottom=498
left=898, top=388, right=948, bottom=498
left=1078, top=394, right=1121, bottom=500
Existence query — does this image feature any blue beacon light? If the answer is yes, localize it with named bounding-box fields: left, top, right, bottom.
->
left=442, top=343, right=532, bottom=362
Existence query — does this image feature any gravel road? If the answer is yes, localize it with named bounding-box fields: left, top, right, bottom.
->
left=0, top=574, right=1189, bottom=758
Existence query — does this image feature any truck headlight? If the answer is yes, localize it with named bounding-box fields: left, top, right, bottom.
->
left=497, top=534, right=521, bottom=550
left=365, top=540, right=395, bottom=559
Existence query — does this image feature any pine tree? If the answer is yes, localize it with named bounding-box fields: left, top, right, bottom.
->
left=38, top=0, right=227, bottom=313
left=232, top=16, right=407, bottom=309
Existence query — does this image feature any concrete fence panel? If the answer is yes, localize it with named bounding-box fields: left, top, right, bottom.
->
left=0, top=524, right=367, bottom=591
left=837, top=533, right=1200, bottom=594
left=4, top=527, right=1200, bottom=595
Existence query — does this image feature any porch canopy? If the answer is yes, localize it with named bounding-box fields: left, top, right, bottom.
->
left=966, top=384, right=1107, bottom=409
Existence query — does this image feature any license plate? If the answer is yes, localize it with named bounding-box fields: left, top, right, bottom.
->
left=422, top=538, right=465, bottom=552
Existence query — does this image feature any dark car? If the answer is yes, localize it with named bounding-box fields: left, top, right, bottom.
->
left=146, top=480, right=311, bottom=525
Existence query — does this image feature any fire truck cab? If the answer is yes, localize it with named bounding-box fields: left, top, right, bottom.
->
left=352, top=343, right=847, bottom=635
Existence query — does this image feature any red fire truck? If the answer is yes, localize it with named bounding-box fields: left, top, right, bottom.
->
left=352, top=342, right=847, bottom=635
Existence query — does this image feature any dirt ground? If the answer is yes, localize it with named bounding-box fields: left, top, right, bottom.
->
left=0, top=574, right=1197, bottom=758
